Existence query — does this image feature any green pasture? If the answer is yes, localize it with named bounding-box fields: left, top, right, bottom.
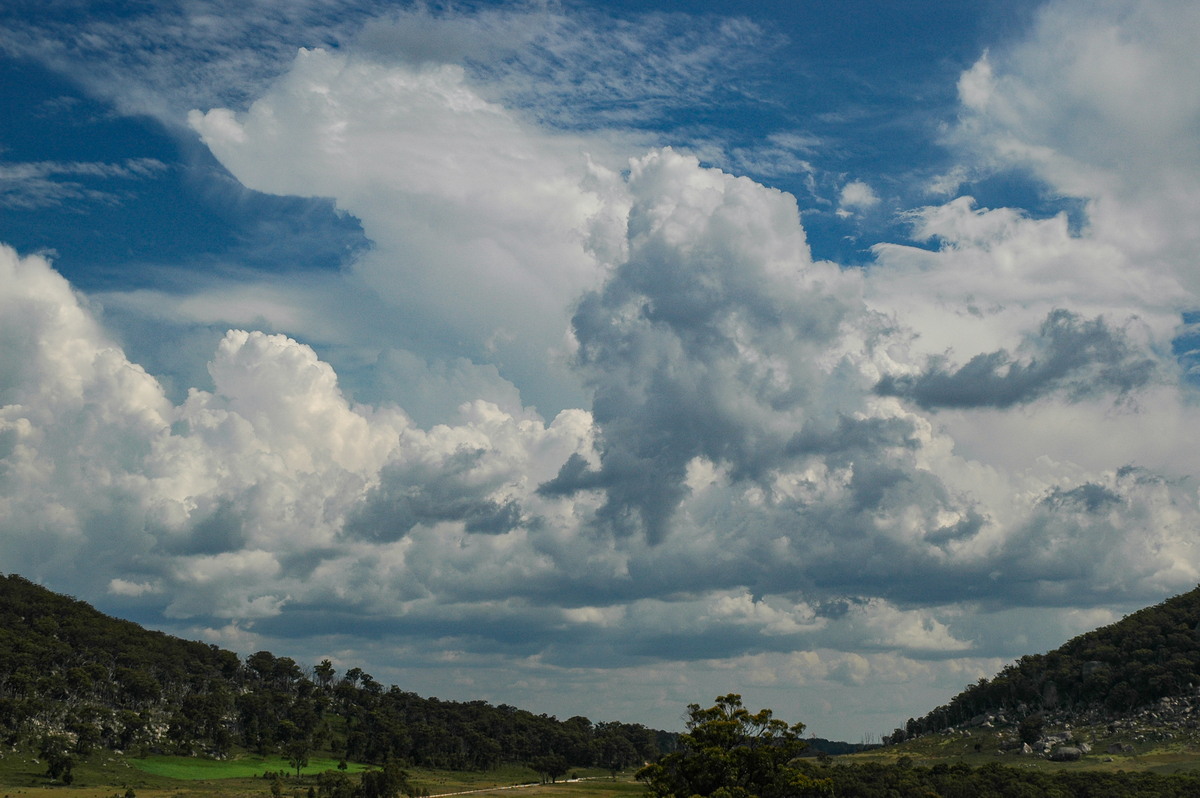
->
left=0, top=749, right=639, bottom=798
left=128, top=753, right=368, bottom=780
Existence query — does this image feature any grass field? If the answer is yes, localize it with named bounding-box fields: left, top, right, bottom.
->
left=127, top=753, right=370, bottom=780
left=9, top=735, right=1200, bottom=798
left=843, top=725, right=1200, bottom=775
left=0, top=749, right=640, bottom=798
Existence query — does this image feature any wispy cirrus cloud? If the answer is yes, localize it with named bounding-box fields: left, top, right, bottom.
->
left=0, top=0, right=382, bottom=120
left=0, top=0, right=776, bottom=135
left=0, top=157, right=167, bottom=209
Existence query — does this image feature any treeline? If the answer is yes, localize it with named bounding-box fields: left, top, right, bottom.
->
left=891, top=585, right=1200, bottom=740
left=233, top=649, right=662, bottom=772
left=0, top=573, right=664, bottom=771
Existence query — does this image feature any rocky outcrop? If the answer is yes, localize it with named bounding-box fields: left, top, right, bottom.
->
left=917, top=691, right=1200, bottom=761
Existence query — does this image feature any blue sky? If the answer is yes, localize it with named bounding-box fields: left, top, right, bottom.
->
left=2, top=0, right=1199, bottom=741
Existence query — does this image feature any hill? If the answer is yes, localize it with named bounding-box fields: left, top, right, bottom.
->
left=0, top=573, right=663, bottom=779
left=12, top=573, right=1200, bottom=797
left=888, top=585, right=1200, bottom=748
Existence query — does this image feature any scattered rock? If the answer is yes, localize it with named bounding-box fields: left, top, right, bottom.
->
left=1048, top=746, right=1082, bottom=762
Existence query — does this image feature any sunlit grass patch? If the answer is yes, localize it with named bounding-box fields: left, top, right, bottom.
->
left=130, top=754, right=368, bottom=780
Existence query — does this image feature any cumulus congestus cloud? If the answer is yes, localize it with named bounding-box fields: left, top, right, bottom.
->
left=562, top=149, right=869, bottom=542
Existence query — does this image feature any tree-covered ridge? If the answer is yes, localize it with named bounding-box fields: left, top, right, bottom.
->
left=0, top=573, right=664, bottom=774
left=0, top=572, right=242, bottom=693
left=0, top=573, right=242, bottom=752
left=893, top=585, right=1200, bottom=740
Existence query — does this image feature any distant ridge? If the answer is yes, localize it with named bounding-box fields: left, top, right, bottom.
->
left=890, top=585, right=1200, bottom=742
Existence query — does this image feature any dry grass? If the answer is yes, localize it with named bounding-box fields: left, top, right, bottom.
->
left=843, top=727, right=1200, bottom=774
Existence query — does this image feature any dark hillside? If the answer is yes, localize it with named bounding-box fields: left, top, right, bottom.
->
left=0, top=572, right=240, bottom=752
left=0, top=572, right=241, bottom=683
left=0, top=572, right=665, bottom=773
left=891, top=585, right=1200, bottom=741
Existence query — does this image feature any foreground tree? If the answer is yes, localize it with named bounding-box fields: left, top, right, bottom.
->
left=598, top=731, right=639, bottom=777
left=531, top=753, right=569, bottom=784
left=359, top=759, right=412, bottom=798
left=39, top=733, right=75, bottom=784
left=281, top=719, right=312, bottom=777
left=637, top=695, right=832, bottom=798
left=287, top=737, right=311, bottom=777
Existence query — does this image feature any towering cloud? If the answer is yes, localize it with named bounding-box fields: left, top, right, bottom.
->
left=189, top=46, right=630, bottom=417
left=557, top=149, right=867, bottom=542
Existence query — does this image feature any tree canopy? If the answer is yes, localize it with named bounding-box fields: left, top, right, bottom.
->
left=637, top=694, right=832, bottom=798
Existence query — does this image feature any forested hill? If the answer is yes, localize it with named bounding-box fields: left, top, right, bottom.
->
left=0, top=573, right=665, bottom=771
left=892, top=585, right=1200, bottom=741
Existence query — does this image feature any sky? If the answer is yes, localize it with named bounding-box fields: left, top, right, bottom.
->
left=1, top=0, right=1199, bottom=742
